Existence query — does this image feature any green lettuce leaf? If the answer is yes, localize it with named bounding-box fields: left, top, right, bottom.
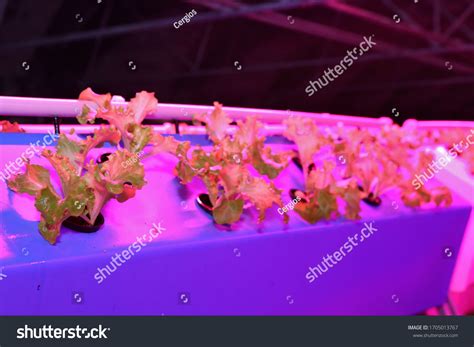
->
left=79, top=87, right=112, bottom=110
left=84, top=149, right=146, bottom=223
left=35, top=187, right=64, bottom=244
left=42, top=149, right=78, bottom=196
left=194, top=102, right=231, bottom=143
left=284, top=117, right=327, bottom=177
left=127, top=91, right=158, bottom=124
left=213, top=198, right=244, bottom=224
left=239, top=176, right=285, bottom=223
left=77, top=88, right=157, bottom=152
left=57, top=126, right=121, bottom=174
left=7, top=164, right=53, bottom=196
left=128, top=124, right=153, bottom=154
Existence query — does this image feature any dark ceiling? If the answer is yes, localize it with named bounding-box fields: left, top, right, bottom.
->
left=0, top=0, right=473, bottom=123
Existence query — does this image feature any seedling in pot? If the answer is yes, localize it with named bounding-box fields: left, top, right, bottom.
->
left=7, top=126, right=145, bottom=244
left=77, top=87, right=158, bottom=162
left=283, top=117, right=363, bottom=224
left=174, top=102, right=294, bottom=225
left=333, top=124, right=453, bottom=209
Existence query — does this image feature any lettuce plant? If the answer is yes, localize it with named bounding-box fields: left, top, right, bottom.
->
left=283, top=117, right=362, bottom=224
left=174, top=102, right=293, bottom=224
left=195, top=102, right=295, bottom=179
left=7, top=126, right=145, bottom=244
left=433, top=128, right=474, bottom=175
left=283, top=117, right=328, bottom=181
left=399, top=151, right=452, bottom=208
left=77, top=88, right=158, bottom=154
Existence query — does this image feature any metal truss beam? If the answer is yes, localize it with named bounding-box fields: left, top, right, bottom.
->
left=339, top=75, right=474, bottom=93
left=196, top=0, right=474, bottom=73
left=0, top=0, right=325, bottom=52
left=441, top=6, right=474, bottom=41
left=326, top=0, right=467, bottom=48
left=92, top=44, right=474, bottom=83
left=442, top=2, right=474, bottom=40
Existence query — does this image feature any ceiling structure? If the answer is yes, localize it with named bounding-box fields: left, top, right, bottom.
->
left=0, top=0, right=473, bottom=123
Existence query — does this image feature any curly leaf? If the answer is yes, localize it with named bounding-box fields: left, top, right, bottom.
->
left=127, top=91, right=158, bottom=124
left=7, top=164, right=53, bottom=196
left=150, top=133, right=187, bottom=157
left=127, top=124, right=153, bottom=154
left=83, top=150, right=145, bottom=224
left=79, top=87, right=112, bottom=110
left=42, top=150, right=78, bottom=195
left=338, top=180, right=362, bottom=220
left=57, top=134, right=84, bottom=173
left=35, top=187, right=65, bottom=245
left=194, top=102, right=231, bottom=143
left=316, top=188, right=339, bottom=220
left=234, top=117, right=262, bottom=147
left=284, top=117, right=326, bottom=174
left=401, top=187, right=431, bottom=208
left=220, top=164, right=246, bottom=198
left=100, top=150, right=146, bottom=194
left=203, top=174, right=220, bottom=206
left=294, top=198, right=321, bottom=224
left=84, top=126, right=121, bottom=152
left=77, top=105, right=94, bottom=124
left=431, top=186, right=452, bottom=207
left=191, top=148, right=219, bottom=169
left=213, top=198, right=244, bottom=225
left=294, top=188, right=338, bottom=224
left=0, top=120, right=25, bottom=133
left=250, top=142, right=294, bottom=179
left=62, top=176, right=95, bottom=217
left=307, top=161, right=336, bottom=192
left=240, top=177, right=284, bottom=223
left=175, top=160, right=197, bottom=184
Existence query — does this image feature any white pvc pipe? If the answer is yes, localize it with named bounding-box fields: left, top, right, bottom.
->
left=17, top=123, right=176, bottom=134
left=179, top=124, right=289, bottom=136
left=0, top=95, right=393, bottom=127
left=404, top=119, right=474, bottom=129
